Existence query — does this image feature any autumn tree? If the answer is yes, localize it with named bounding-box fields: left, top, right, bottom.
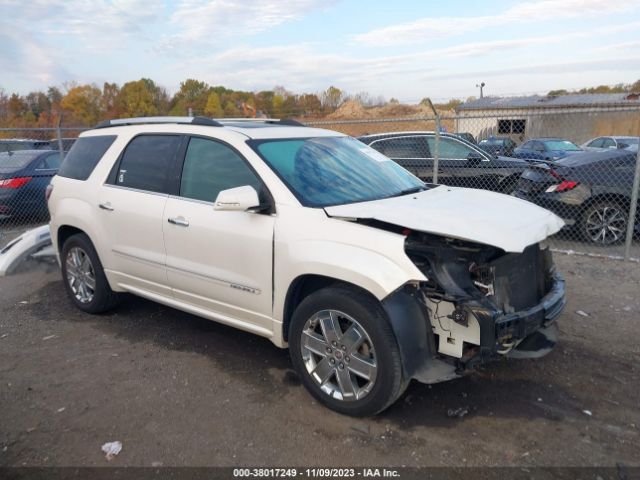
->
left=8, top=93, right=27, bottom=118
left=0, top=88, right=8, bottom=122
left=60, top=84, right=103, bottom=125
left=24, top=91, right=51, bottom=120
left=102, top=82, right=120, bottom=118
left=298, top=93, right=322, bottom=117
left=204, top=91, right=223, bottom=117
left=116, top=79, right=164, bottom=117
left=254, top=91, right=275, bottom=116
left=170, top=79, right=210, bottom=115
left=321, top=86, right=344, bottom=111
left=223, top=100, right=240, bottom=117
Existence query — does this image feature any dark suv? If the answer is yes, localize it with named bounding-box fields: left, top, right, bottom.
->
left=0, top=139, right=51, bottom=153
left=359, top=132, right=529, bottom=194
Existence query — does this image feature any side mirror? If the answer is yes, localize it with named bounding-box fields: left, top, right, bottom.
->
left=467, top=152, right=484, bottom=165
left=214, top=185, right=260, bottom=211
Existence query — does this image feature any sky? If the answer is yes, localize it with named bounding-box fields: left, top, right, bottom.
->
left=1, top=0, right=639, bottom=102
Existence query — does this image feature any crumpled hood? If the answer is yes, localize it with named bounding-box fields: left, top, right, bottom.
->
left=324, top=186, right=564, bottom=253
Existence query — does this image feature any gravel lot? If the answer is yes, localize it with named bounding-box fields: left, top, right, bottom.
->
left=0, top=254, right=639, bottom=468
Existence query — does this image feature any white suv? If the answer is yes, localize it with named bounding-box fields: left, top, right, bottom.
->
left=48, top=117, right=566, bottom=416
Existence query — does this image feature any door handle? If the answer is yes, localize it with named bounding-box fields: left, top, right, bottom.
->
left=99, top=202, right=114, bottom=211
left=168, top=217, right=189, bottom=227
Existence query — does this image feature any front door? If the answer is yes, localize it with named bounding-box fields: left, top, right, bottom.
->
left=425, top=136, right=499, bottom=190
left=163, top=136, right=275, bottom=334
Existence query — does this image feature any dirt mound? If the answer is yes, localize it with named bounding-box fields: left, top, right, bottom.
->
left=373, top=103, right=419, bottom=117
left=327, top=100, right=368, bottom=119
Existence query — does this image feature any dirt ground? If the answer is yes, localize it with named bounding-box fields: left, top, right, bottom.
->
left=0, top=254, right=639, bottom=469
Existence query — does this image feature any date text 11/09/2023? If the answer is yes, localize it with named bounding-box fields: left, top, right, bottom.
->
left=232, top=468, right=401, bottom=478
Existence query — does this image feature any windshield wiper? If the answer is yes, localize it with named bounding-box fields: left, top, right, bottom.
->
left=395, top=186, right=427, bottom=196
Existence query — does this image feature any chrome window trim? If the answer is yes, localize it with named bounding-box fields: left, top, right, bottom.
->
left=102, top=183, right=169, bottom=198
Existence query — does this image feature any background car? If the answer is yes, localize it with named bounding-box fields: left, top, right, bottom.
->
left=359, top=131, right=529, bottom=194
left=582, top=136, right=638, bottom=153
left=0, top=139, right=51, bottom=153
left=48, top=137, right=78, bottom=152
left=454, top=132, right=476, bottom=144
left=515, top=149, right=639, bottom=245
left=513, top=137, right=582, bottom=161
left=478, top=136, right=517, bottom=157
left=0, top=150, right=63, bottom=220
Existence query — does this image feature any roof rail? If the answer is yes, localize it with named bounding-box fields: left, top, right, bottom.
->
left=93, top=116, right=223, bottom=129
left=216, top=118, right=306, bottom=127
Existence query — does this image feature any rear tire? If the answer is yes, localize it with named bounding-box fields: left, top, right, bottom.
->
left=289, top=286, right=406, bottom=416
left=580, top=200, right=627, bottom=245
left=60, top=233, right=121, bottom=313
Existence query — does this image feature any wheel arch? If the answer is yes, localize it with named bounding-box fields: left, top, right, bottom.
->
left=581, top=192, right=631, bottom=212
left=282, top=274, right=379, bottom=343
left=57, top=225, right=88, bottom=253
left=498, top=173, right=521, bottom=193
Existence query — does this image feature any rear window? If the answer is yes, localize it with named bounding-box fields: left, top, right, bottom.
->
left=57, top=135, right=117, bottom=180
left=112, top=135, right=181, bottom=193
left=0, top=151, right=41, bottom=169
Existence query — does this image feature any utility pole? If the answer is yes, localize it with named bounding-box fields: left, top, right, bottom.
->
left=476, top=82, right=485, bottom=98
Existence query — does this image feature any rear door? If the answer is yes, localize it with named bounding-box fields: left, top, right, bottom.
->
left=97, top=134, right=182, bottom=297
left=368, top=136, right=433, bottom=180
left=163, top=136, right=275, bottom=334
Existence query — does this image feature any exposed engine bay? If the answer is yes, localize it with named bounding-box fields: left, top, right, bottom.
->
left=398, top=232, right=564, bottom=383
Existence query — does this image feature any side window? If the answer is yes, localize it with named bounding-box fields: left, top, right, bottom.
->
left=38, top=152, right=63, bottom=170
left=370, top=137, right=428, bottom=159
left=58, top=135, right=117, bottom=180
left=115, top=135, right=181, bottom=193
left=602, top=138, right=616, bottom=148
left=426, top=137, right=476, bottom=160
left=588, top=138, right=604, bottom=148
left=532, top=141, right=545, bottom=152
left=179, top=137, right=262, bottom=203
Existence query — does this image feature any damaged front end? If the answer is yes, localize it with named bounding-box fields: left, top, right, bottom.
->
left=383, top=232, right=565, bottom=385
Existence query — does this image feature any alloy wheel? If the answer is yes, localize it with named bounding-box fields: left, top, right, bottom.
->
left=585, top=205, right=627, bottom=245
left=300, top=309, right=377, bottom=402
left=65, top=247, right=96, bottom=304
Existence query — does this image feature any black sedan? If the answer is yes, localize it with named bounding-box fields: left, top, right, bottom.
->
left=358, top=132, right=530, bottom=193
left=515, top=149, right=639, bottom=245
left=0, top=150, right=63, bottom=220
left=478, top=136, right=517, bottom=157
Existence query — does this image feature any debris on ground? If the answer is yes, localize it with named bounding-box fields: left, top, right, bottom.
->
left=576, top=310, right=589, bottom=317
left=42, top=335, right=57, bottom=341
left=583, top=410, right=593, bottom=416
left=446, top=406, right=469, bottom=418
left=101, top=441, right=122, bottom=461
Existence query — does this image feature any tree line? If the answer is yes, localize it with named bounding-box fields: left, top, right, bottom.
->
left=2, top=77, right=638, bottom=129
left=0, top=79, right=388, bottom=128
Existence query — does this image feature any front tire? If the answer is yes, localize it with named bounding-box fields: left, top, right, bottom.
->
left=289, top=286, right=406, bottom=416
left=61, top=233, right=121, bottom=313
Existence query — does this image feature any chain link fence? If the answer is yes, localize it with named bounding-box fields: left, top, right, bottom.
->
left=0, top=127, right=88, bottom=246
left=1, top=108, right=639, bottom=263
left=307, top=104, right=640, bottom=262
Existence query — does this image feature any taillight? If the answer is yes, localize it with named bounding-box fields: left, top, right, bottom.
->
left=0, top=177, right=32, bottom=188
left=45, top=184, right=54, bottom=202
left=545, top=180, right=579, bottom=193
left=556, top=180, right=579, bottom=192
